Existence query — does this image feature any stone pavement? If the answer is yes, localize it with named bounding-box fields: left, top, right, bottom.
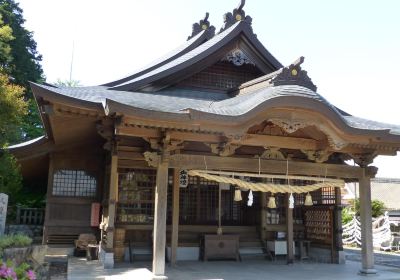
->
left=67, top=257, right=400, bottom=280
left=345, top=248, right=400, bottom=268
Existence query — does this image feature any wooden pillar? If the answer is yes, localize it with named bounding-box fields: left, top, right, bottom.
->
left=359, top=168, right=376, bottom=274
left=42, top=154, right=54, bottom=245
left=170, top=169, right=180, bottom=266
left=286, top=193, right=294, bottom=264
left=103, top=153, right=118, bottom=268
left=152, top=161, right=169, bottom=279
left=260, top=193, right=267, bottom=240
left=333, top=187, right=344, bottom=264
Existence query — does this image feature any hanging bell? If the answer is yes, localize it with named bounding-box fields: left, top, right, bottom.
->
left=234, top=188, right=242, bottom=201
left=304, top=192, right=313, bottom=206
left=267, top=195, right=276, bottom=208
left=289, top=193, right=295, bottom=209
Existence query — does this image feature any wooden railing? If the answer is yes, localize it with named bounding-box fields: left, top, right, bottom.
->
left=16, top=207, right=45, bottom=225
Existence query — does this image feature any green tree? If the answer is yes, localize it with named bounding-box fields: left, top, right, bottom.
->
left=0, top=0, right=44, bottom=142
left=0, top=73, right=26, bottom=145
left=55, top=79, right=81, bottom=87
left=0, top=10, right=26, bottom=205
left=343, top=198, right=386, bottom=221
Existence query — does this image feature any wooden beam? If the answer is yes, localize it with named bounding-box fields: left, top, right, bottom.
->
left=116, top=126, right=396, bottom=155
left=117, top=151, right=145, bottom=160
left=234, top=134, right=320, bottom=150
left=167, top=154, right=362, bottom=179
left=116, top=125, right=162, bottom=138
left=170, top=169, right=180, bottom=266
left=168, top=131, right=224, bottom=143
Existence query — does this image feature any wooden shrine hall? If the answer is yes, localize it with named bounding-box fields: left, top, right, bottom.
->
left=9, top=1, right=400, bottom=278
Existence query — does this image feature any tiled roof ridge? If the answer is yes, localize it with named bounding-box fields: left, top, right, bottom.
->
left=372, top=178, right=400, bottom=184
left=237, top=57, right=317, bottom=94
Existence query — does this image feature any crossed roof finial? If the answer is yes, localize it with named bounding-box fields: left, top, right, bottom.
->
left=220, top=0, right=252, bottom=32
left=187, top=12, right=216, bottom=40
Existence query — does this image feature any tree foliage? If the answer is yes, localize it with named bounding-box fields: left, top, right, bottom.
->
left=0, top=150, right=22, bottom=204
left=55, top=79, right=81, bottom=87
left=0, top=72, right=26, bottom=145
left=0, top=0, right=44, bottom=142
left=343, top=198, right=386, bottom=222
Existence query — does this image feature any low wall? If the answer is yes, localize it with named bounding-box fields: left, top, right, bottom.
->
left=6, top=224, right=43, bottom=240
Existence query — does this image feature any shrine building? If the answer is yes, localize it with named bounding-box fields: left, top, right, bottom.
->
left=9, top=1, right=400, bottom=278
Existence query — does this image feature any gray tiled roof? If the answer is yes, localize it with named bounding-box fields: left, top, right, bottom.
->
left=38, top=84, right=228, bottom=113
left=103, top=31, right=207, bottom=87
left=111, top=22, right=242, bottom=89
left=343, top=116, right=400, bottom=135
left=36, top=81, right=400, bottom=136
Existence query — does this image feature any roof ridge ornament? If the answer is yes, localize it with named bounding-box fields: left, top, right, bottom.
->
left=271, top=57, right=318, bottom=92
left=187, top=12, right=216, bottom=40
left=220, top=0, right=253, bottom=33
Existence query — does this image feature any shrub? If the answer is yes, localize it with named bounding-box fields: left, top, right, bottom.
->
left=0, top=260, right=36, bottom=280
left=0, top=234, right=32, bottom=258
left=341, top=206, right=354, bottom=224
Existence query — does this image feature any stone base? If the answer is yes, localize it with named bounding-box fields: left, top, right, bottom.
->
left=359, top=268, right=378, bottom=275
left=99, top=247, right=114, bottom=269
left=152, top=275, right=168, bottom=280
left=338, top=251, right=346, bottom=264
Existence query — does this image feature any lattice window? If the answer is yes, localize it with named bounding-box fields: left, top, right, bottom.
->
left=117, top=169, right=156, bottom=224
left=52, top=170, right=97, bottom=197
left=321, top=187, right=336, bottom=204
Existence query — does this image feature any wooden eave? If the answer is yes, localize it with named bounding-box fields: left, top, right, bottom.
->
left=111, top=95, right=400, bottom=155
left=30, top=83, right=105, bottom=113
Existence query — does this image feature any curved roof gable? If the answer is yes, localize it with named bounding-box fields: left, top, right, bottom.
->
left=109, top=4, right=282, bottom=92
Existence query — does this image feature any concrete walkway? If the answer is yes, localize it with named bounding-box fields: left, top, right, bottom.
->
left=68, top=258, right=400, bottom=280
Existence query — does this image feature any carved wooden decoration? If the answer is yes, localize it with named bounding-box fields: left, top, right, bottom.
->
left=260, top=147, right=286, bottom=160
left=350, top=152, right=377, bottom=167
left=269, top=119, right=307, bottom=134
left=97, top=119, right=114, bottom=150
left=269, top=118, right=348, bottom=151
left=222, top=48, right=255, bottom=66
left=208, top=143, right=240, bottom=157
left=144, top=151, right=160, bottom=167
left=302, top=149, right=332, bottom=163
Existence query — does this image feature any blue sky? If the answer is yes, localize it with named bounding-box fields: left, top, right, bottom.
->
left=17, top=0, right=400, bottom=177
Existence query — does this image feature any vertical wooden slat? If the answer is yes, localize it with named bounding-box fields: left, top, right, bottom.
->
left=16, top=206, right=21, bottom=224
left=171, top=169, right=180, bottom=266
